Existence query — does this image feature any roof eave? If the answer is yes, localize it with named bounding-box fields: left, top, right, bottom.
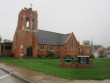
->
left=64, top=33, right=72, bottom=44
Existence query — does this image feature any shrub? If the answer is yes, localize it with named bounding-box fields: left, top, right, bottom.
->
left=89, top=55, right=95, bottom=59
left=38, top=54, right=46, bottom=59
left=46, top=51, right=55, bottom=59
left=55, top=52, right=60, bottom=58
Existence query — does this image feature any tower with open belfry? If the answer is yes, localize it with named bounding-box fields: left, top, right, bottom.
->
left=13, top=8, right=38, bottom=58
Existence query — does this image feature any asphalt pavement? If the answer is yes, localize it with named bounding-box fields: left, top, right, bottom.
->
left=0, top=69, right=28, bottom=83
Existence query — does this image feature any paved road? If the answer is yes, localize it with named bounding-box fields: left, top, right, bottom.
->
left=0, top=69, right=28, bottom=83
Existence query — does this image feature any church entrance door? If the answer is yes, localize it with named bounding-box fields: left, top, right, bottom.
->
left=27, top=46, right=33, bottom=57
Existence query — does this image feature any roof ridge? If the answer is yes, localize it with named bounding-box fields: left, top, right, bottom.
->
left=38, top=29, right=71, bottom=35
left=38, top=29, right=71, bottom=45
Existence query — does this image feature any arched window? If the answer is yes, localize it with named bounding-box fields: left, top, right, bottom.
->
left=70, top=39, right=74, bottom=50
left=26, top=17, right=29, bottom=28
left=32, top=19, right=35, bottom=30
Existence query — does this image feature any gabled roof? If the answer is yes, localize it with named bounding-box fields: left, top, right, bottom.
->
left=38, top=30, right=71, bottom=45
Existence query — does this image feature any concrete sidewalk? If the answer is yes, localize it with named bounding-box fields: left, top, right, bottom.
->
left=0, top=63, right=110, bottom=83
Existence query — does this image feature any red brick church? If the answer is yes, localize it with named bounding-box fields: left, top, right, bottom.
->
left=0, top=8, right=92, bottom=58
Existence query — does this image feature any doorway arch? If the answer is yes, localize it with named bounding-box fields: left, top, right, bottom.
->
left=26, top=46, right=33, bottom=57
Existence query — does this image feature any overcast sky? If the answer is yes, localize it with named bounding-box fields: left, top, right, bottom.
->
left=0, top=0, right=110, bottom=47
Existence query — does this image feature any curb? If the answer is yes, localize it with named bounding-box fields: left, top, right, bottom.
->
left=0, top=67, right=36, bottom=83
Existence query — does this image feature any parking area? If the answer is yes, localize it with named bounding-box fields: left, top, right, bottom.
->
left=0, top=69, right=28, bottom=83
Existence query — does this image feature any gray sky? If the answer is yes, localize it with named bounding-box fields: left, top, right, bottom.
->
left=0, top=0, right=110, bottom=47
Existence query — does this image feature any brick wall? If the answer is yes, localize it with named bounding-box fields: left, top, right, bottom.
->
left=80, top=45, right=92, bottom=55
left=13, top=8, right=38, bottom=58
left=38, top=33, right=81, bottom=57
left=12, top=8, right=92, bottom=58
left=63, top=33, right=80, bottom=57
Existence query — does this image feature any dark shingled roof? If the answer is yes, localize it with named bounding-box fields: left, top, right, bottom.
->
left=38, top=30, right=71, bottom=45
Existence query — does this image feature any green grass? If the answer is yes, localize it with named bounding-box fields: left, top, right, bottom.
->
left=0, top=57, right=110, bottom=80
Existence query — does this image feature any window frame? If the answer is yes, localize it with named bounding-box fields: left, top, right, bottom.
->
left=50, top=46, right=54, bottom=51
left=40, top=45, right=45, bottom=50
left=86, top=48, right=90, bottom=53
left=70, top=39, right=75, bottom=50
left=4, top=45, right=12, bottom=51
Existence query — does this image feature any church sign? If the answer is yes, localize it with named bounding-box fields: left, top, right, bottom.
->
left=78, top=56, right=89, bottom=64
left=60, top=55, right=92, bottom=68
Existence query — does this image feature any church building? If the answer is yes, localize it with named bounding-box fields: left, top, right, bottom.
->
left=0, top=7, right=92, bottom=58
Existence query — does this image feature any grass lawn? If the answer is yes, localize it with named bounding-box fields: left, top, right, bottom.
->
left=0, top=57, right=110, bottom=80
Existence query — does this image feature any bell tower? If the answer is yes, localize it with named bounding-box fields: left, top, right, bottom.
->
left=13, top=8, right=38, bottom=58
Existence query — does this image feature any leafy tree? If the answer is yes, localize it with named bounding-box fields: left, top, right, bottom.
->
left=107, top=46, right=110, bottom=50
left=82, top=40, right=90, bottom=46
left=93, top=44, right=102, bottom=50
left=3, top=39, right=12, bottom=43
left=89, top=55, right=95, bottom=59
left=0, top=36, right=2, bottom=43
